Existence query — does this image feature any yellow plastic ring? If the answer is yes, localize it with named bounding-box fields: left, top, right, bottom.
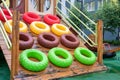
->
left=30, top=21, right=50, bottom=35
left=51, top=24, right=70, bottom=36
left=4, top=20, right=28, bottom=33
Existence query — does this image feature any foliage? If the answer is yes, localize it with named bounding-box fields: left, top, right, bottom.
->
left=68, top=1, right=92, bottom=29
left=95, top=1, right=120, bottom=34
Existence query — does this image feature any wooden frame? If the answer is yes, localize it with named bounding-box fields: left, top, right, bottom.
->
left=0, top=0, right=107, bottom=80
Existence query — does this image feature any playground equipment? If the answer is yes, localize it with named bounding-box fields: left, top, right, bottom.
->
left=0, top=0, right=108, bottom=80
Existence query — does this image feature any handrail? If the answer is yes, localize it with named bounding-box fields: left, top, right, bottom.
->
left=58, top=1, right=96, bottom=36
left=0, top=0, right=12, bottom=49
left=0, top=21, right=12, bottom=47
left=2, top=0, right=12, bottom=16
left=65, top=0, right=96, bottom=25
left=0, top=7, right=12, bottom=32
left=56, top=7, right=96, bottom=46
left=0, top=21, right=11, bottom=49
left=56, top=0, right=97, bottom=46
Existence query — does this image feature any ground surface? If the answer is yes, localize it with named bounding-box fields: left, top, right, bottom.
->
left=0, top=50, right=120, bottom=80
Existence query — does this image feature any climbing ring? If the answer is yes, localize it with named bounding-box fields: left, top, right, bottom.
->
left=74, top=47, right=96, bottom=65
left=19, top=32, right=34, bottom=50
left=4, top=20, right=28, bottom=33
left=60, top=34, right=80, bottom=49
left=43, top=14, right=60, bottom=25
left=23, top=12, right=41, bottom=24
left=9, top=32, right=34, bottom=50
left=19, top=49, right=48, bottom=72
left=30, top=21, right=50, bottom=35
left=51, top=24, right=70, bottom=36
left=48, top=47, right=73, bottom=68
left=37, top=33, right=59, bottom=49
left=0, top=9, right=12, bottom=22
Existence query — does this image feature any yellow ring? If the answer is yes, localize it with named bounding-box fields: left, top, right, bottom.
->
left=30, top=21, right=50, bottom=35
left=4, top=20, right=28, bottom=33
left=51, top=24, right=70, bottom=36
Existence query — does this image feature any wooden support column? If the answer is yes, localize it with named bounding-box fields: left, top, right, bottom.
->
left=53, top=0, right=57, bottom=15
left=11, top=0, right=20, bottom=79
left=25, top=0, right=28, bottom=12
left=38, top=0, right=44, bottom=12
left=97, top=20, right=103, bottom=65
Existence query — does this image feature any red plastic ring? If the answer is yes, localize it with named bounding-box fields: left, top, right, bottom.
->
left=0, top=9, right=12, bottom=22
left=23, top=12, right=41, bottom=24
left=43, top=14, right=60, bottom=25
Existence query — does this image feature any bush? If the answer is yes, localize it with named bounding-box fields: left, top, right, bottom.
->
left=95, top=1, right=120, bottom=34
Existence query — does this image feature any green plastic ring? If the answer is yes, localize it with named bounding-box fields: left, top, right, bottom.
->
left=19, top=49, right=48, bottom=72
left=48, top=47, right=73, bottom=68
left=74, top=47, right=96, bottom=65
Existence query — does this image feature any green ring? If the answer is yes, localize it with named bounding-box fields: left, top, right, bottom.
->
left=48, top=47, right=73, bottom=68
left=74, top=47, right=96, bottom=65
left=19, top=49, right=48, bottom=72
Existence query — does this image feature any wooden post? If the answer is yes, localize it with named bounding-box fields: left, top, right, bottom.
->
left=97, top=20, right=103, bottom=65
left=25, top=0, right=28, bottom=12
left=11, top=0, right=20, bottom=79
left=53, top=0, right=57, bottom=15
left=38, top=0, right=44, bottom=12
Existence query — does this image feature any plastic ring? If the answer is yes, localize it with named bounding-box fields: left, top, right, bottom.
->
left=0, top=9, right=12, bottom=22
left=51, top=24, right=70, bottom=36
left=4, top=20, right=28, bottom=33
left=19, top=49, right=48, bottom=72
left=74, top=47, right=96, bottom=65
left=30, top=21, right=50, bottom=35
left=9, top=32, right=34, bottom=50
left=23, top=12, right=41, bottom=24
left=37, top=33, right=59, bottom=49
left=60, top=34, right=80, bottom=49
left=48, top=47, right=73, bottom=68
left=43, top=14, right=60, bottom=25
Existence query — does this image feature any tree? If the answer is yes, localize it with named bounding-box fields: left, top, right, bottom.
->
left=95, top=1, right=120, bottom=38
left=68, top=0, right=91, bottom=29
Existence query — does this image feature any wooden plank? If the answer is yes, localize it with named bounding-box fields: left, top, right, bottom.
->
left=39, top=0, right=44, bottom=12
left=25, top=0, right=28, bottom=12
left=53, top=0, right=57, bottom=15
left=109, top=47, right=120, bottom=53
left=97, top=20, right=103, bottom=65
left=11, top=5, right=20, bottom=79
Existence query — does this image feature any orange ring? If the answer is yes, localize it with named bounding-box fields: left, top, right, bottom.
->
left=51, top=24, right=70, bottom=36
left=4, top=20, right=28, bottom=33
left=30, top=21, right=50, bottom=35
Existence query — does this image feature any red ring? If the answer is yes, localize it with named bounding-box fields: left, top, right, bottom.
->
left=43, top=14, right=60, bottom=25
left=37, top=33, right=59, bottom=49
left=23, top=12, right=41, bottom=24
left=0, top=9, right=12, bottom=22
left=60, top=34, right=80, bottom=49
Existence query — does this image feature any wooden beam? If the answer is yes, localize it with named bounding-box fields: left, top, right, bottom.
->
left=97, top=20, right=103, bottom=65
left=11, top=0, right=20, bottom=79
left=53, top=0, right=57, bottom=15
left=38, top=0, right=44, bottom=12
left=25, top=0, right=28, bottom=12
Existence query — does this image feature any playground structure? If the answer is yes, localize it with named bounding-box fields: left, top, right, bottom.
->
left=0, top=0, right=117, bottom=80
